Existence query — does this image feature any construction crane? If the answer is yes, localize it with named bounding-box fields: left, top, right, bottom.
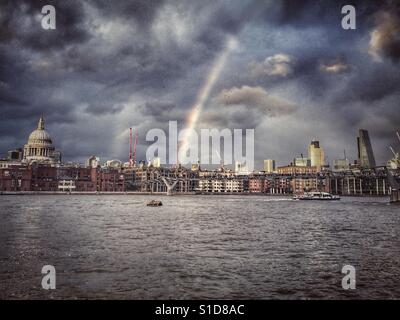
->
left=387, top=131, right=400, bottom=171
left=133, top=130, right=138, bottom=166
left=389, top=131, right=400, bottom=158
left=389, top=146, right=397, bottom=158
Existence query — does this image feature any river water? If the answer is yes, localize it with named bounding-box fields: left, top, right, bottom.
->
left=0, top=195, right=399, bottom=299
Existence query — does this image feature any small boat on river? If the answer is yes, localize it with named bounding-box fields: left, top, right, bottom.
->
left=293, top=192, right=340, bottom=201
left=147, top=200, right=163, bottom=207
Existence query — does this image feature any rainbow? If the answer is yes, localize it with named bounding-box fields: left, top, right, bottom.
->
left=178, top=36, right=238, bottom=162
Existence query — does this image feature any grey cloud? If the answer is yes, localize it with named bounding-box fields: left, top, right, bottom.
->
left=272, top=0, right=384, bottom=28
left=139, top=101, right=187, bottom=124
left=87, top=0, right=166, bottom=29
left=215, top=86, right=296, bottom=117
left=200, top=106, right=263, bottom=130
left=319, top=57, right=351, bottom=74
left=198, top=86, right=297, bottom=130
left=85, top=103, right=125, bottom=115
left=369, top=10, right=400, bottom=63
left=331, top=63, right=400, bottom=105
left=0, top=0, right=90, bottom=50
left=249, top=54, right=295, bottom=78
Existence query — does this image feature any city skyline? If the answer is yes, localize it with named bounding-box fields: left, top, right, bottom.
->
left=0, top=0, right=399, bottom=168
left=2, top=113, right=392, bottom=171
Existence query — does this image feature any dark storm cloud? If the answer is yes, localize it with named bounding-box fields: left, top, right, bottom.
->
left=0, top=83, right=27, bottom=108
left=225, top=0, right=400, bottom=166
left=0, top=0, right=90, bottom=50
left=138, top=102, right=188, bottom=128
left=241, top=0, right=398, bottom=104
left=274, top=0, right=384, bottom=28
left=332, top=64, right=400, bottom=105
left=189, top=85, right=298, bottom=131
left=141, top=102, right=175, bottom=117
left=215, top=86, right=295, bottom=117
left=368, top=9, right=400, bottom=63
left=0, top=0, right=90, bottom=134
left=98, top=1, right=253, bottom=94
left=85, top=103, right=125, bottom=115
left=87, top=0, right=166, bottom=29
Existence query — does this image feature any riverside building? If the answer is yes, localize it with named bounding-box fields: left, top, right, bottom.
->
left=263, top=159, right=276, bottom=173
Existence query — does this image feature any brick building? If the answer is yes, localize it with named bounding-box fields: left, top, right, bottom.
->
left=0, top=165, right=32, bottom=192
left=0, top=164, right=124, bottom=192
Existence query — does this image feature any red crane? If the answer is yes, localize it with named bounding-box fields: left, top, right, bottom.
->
left=133, top=130, right=138, bottom=166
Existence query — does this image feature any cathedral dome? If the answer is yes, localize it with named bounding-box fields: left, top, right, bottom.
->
left=28, top=129, right=52, bottom=145
left=23, top=115, right=58, bottom=163
left=27, top=115, right=53, bottom=146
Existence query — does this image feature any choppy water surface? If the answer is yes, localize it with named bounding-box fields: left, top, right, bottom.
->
left=0, top=195, right=399, bottom=299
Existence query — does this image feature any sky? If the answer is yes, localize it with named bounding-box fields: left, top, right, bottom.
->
left=0, top=0, right=399, bottom=169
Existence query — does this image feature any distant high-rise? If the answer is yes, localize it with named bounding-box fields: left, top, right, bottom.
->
left=235, top=161, right=249, bottom=174
left=263, top=159, right=275, bottom=173
left=294, top=157, right=310, bottom=167
left=357, top=129, right=376, bottom=168
left=333, top=158, right=349, bottom=171
left=308, top=140, right=325, bottom=168
left=152, top=157, right=161, bottom=168
left=86, top=155, right=100, bottom=168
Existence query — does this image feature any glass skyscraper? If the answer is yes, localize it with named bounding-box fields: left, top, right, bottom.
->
left=357, top=129, right=376, bottom=168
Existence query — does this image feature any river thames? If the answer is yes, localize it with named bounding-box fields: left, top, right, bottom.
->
left=0, top=195, right=399, bottom=299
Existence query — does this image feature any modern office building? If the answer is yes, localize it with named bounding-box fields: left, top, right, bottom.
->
left=294, top=157, right=310, bottom=167
left=152, top=157, right=161, bottom=168
left=235, top=161, right=250, bottom=175
left=308, top=140, right=325, bottom=168
left=357, top=129, right=376, bottom=168
left=333, top=158, right=350, bottom=171
left=263, top=159, right=276, bottom=173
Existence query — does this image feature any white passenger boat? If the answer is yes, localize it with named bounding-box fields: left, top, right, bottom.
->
left=293, top=192, right=340, bottom=201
